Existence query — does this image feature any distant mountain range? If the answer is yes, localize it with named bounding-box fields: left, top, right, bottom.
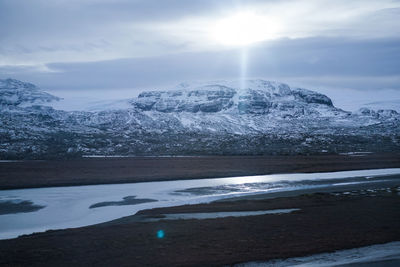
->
left=361, top=99, right=400, bottom=112
left=0, top=78, right=399, bottom=159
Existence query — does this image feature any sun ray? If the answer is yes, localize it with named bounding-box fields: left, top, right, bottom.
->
left=211, top=12, right=281, bottom=46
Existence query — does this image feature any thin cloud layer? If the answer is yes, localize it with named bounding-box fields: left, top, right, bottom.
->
left=1, top=0, right=399, bottom=65
left=0, top=0, right=399, bottom=97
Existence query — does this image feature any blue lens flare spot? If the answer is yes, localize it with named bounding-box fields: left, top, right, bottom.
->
left=157, top=230, right=165, bottom=239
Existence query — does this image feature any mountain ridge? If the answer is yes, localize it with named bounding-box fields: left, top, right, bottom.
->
left=0, top=78, right=399, bottom=159
left=0, top=78, right=61, bottom=107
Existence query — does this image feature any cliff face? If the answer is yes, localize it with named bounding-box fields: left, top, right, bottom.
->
left=132, top=80, right=334, bottom=115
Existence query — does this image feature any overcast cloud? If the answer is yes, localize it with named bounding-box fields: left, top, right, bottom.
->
left=0, top=0, right=399, bottom=98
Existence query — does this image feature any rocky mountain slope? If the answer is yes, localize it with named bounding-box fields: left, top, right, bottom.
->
left=0, top=78, right=60, bottom=107
left=0, top=78, right=399, bottom=159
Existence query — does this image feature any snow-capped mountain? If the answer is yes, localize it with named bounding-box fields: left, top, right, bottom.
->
left=132, top=80, right=335, bottom=115
left=0, top=78, right=399, bottom=159
left=0, top=78, right=60, bottom=107
left=361, top=99, right=400, bottom=113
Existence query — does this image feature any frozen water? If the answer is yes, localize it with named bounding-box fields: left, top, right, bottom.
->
left=0, top=168, right=399, bottom=239
left=147, top=209, right=300, bottom=221
left=236, top=241, right=400, bottom=267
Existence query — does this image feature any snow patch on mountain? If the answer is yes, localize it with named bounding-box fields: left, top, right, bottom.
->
left=361, top=99, right=400, bottom=112
left=130, top=80, right=340, bottom=118
left=0, top=78, right=60, bottom=107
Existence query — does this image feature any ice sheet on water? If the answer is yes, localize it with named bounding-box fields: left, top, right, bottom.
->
left=89, top=196, right=157, bottom=209
left=0, top=168, right=399, bottom=240
left=173, top=176, right=391, bottom=196
left=145, top=209, right=300, bottom=221
left=235, top=241, right=400, bottom=267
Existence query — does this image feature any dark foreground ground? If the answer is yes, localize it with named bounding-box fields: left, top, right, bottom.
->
left=0, top=184, right=399, bottom=266
left=1, top=153, right=400, bottom=189
left=1, top=154, right=399, bottom=266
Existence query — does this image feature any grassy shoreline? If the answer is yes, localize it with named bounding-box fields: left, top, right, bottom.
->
left=1, top=153, right=399, bottom=190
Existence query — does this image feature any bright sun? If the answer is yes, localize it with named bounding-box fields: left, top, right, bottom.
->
left=211, top=12, right=281, bottom=46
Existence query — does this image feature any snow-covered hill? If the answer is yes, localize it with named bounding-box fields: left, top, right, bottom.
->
left=0, top=78, right=60, bottom=107
left=0, top=78, right=399, bottom=159
left=361, top=99, right=400, bottom=112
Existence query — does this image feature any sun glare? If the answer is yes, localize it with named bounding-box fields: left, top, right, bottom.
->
left=211, top=12, right=281, bottom=46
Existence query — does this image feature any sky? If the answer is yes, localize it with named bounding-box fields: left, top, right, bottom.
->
left=0, top=0, right=400, bottom=110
